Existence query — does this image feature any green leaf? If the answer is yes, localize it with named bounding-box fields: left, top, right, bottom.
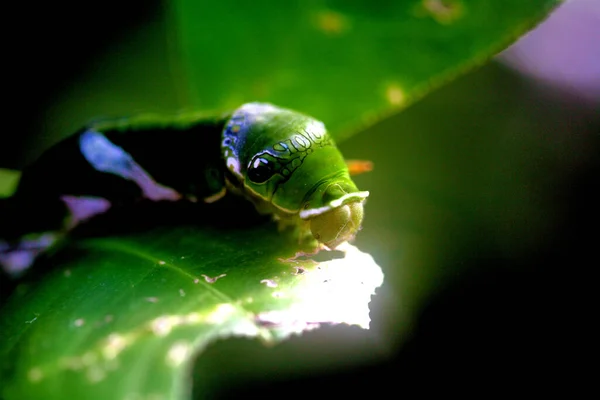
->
left=0, top=213, right=383, bottom=399
left=173, top=0, right=562, bottom=141
left=0, top=169, right=20, bottom=198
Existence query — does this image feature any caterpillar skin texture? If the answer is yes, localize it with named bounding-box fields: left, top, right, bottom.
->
left=0, top=103, right=369, bottom=277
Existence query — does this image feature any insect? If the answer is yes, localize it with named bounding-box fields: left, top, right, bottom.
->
left=0, top=103, right=370, bottom=277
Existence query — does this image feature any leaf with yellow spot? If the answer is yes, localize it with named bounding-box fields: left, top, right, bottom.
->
left=174, top=0, right=562, bottom=142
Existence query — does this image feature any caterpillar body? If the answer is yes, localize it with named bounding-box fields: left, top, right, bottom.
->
left=0, top=103, right=369, bottom=277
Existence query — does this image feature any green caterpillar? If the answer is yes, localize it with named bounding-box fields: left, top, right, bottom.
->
left=0, top=103, right=369, bottom=277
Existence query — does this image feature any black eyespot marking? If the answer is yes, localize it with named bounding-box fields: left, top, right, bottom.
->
left=248, top=157, right=275, bottom=183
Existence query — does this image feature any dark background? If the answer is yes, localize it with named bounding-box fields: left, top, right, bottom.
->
left=1, top=0, right=176, bottom=168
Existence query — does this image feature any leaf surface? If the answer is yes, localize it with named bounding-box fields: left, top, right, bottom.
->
left=174, top=0, right=562, bottom=140
left=1, top=214, right=383, bottom=399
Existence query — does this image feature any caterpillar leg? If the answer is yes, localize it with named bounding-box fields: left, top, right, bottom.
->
left=203, top=187, right=227, bottom=204
left=274, top=216, right=315, bottom=246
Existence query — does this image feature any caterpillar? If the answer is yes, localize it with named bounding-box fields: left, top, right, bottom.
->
left=0, top=103, right=370, bottom=278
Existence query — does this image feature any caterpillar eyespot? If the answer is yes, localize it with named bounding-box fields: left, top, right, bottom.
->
left=0, top=102, right=370, bottom=278
left=247, top=156, right=276, bottom=184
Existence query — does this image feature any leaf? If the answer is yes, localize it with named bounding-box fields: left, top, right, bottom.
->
left=172, top=0, right=562, bottom=141
left=0, top=169, right=20, bottom=198
left=0, top=204, right=383, bottom=399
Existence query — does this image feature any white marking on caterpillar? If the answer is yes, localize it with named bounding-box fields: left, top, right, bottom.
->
left=80, top=130, right=182, bottom=201
left=328, top=191, right=369, bottom=208
left=299, top=204, right=334, bottom=220
left=237, top=103, right=279, bottom=119
left=305, top=120, right=327, bottom=139
left=226, top=156, right=241, bottom=176
left=299, top=191, right=369, bottom=219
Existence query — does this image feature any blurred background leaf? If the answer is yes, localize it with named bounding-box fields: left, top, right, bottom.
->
left=173, top=0, right=562, bottom=141
left=0, top=0, right=561, bottom=168
left=0, top=170, right=19, bottom=198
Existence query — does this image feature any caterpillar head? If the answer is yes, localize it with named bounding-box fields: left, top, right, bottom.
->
left=222, top=102, right=368, bottom=248
left=299, top=181, right=368, bottom=249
